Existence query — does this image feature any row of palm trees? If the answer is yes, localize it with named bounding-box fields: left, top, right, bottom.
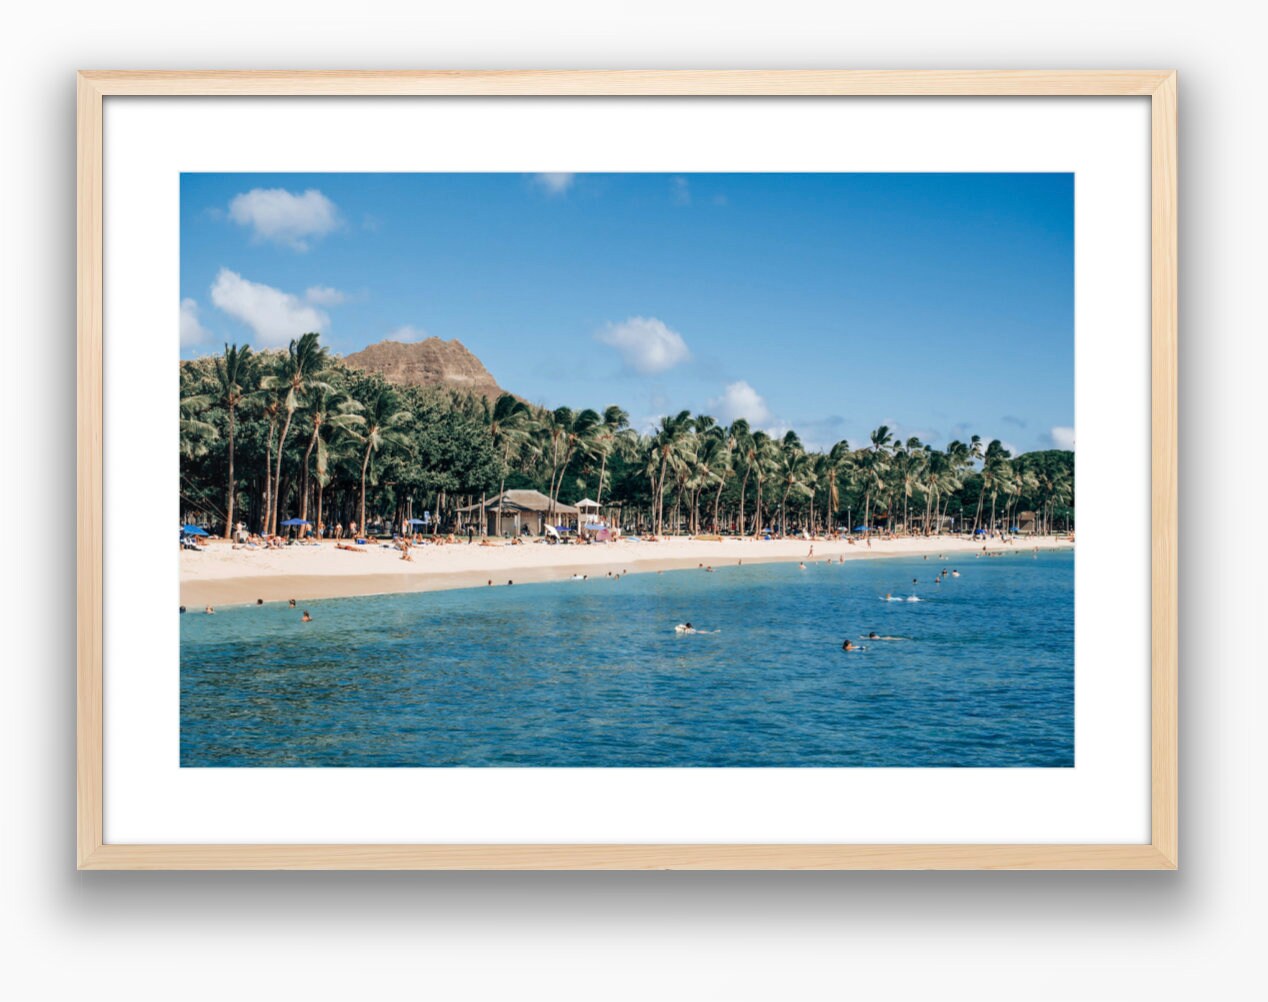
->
left=180, top=333, right=1074, bottom=538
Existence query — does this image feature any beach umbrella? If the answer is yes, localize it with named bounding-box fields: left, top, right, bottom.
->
left=852, top=526, right=869, bottom=533
left=181, top=524, right=209, bottom=536
left=280, top=518, right=310, bottom=527
left=973, top=528, right=986, bottom=536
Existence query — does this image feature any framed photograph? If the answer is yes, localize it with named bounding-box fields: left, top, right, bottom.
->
left=77, top=70, right=1177, bottom=870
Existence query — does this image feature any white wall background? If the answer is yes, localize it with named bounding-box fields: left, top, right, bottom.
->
left=0, top=3, right=1260, bottom=999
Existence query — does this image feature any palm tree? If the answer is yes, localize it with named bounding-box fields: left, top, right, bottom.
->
left=591, top=405, right=633, bottom=509
left=774, top=431, right=809, bottom=535
left=207, top=344, right=259, bottom=538
left=348, top=383, right=413, bottom=534
left=259, top=392, right=282, bottom=534
left=748, top=430, right=776, bottom=538
left=297, top=386, right=363, bottom=533
left=178, top=392, right=217, bottom=461
left=975, top=439, right=1011, bottom=532
left=729, top=419, right=753, bottom=535
left=823, top=440, right=852, bottom=532
left=485, top=393, right=534, bottom=535
left=647, top=410, right=694, bottom=535
left=312, top=401, right=362, bottom=538
left=263, top=332, right=330, bottom=533
left=859, top=425, right=893, bottom=531
left=543, top=407, right=600, bottom=512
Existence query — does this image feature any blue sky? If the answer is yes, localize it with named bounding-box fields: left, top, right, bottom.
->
left=180, top=172, right=1074, bottom=454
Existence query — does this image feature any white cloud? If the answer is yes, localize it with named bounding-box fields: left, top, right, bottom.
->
left=710, top=381, right=772, bottom=425
left=388, top=324, right=427, bottom=342
left=210, top=269, right=329, bottom=347
left=671, top=176, right=691, bottom=206
left=595, top=316, right=690, bottom=374
left=532, top=172, right=575, bottom=196
left=305, top=285, right=346, bottom=305
left=1049, top=425, right=1076, bottom=450
left=227, top=188, right=340, bottom=251
left=179, top=298, right=211, bottom=346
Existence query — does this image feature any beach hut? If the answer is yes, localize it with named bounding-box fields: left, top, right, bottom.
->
left=575, top=498, right=602, bottom=524
left=457, top=490, right=580, bottom=538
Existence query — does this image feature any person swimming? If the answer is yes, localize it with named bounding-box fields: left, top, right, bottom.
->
left=204, top=605, right=214, bottom=614
left=301, top=611, right=312, bottom=623
left=866, top=632, right=905, bottom=641
left=906, top=595, right=922, bottom=602
left=799, top=562, right=806, bottom=570
left=675, top=622, right=696, bottom=634
left=841, top=639, right=866, bottom=652
left=951, top=570, right=960, bottom=577
left=288, top=598, right=297, bottom=608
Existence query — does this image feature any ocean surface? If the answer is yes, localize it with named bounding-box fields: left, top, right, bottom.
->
left=181, top=549, right=1074, bottom=767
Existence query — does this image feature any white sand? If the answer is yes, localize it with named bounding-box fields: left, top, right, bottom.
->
left=180, top=534, right=1072, bottom=607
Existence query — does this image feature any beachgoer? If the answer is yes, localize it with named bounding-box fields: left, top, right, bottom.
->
left=179, top=606, right=186, bottom=614
left=951, top=570, right=960, bottom=577
left=288, top=598, right=296, bottom=608
left=799, top=562, right=806, bottom=570
left=256, top=598, right=263, bottom=605
left=204, top=605, right=214, bottom=614
left=675, top=622, right=696, bottom=634
left=842, top=639, right=864, bottom=652
left=301, top=611, right=312, bottom=623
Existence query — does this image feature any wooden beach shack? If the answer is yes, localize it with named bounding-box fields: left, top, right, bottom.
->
left=459, top=489, right=580, bottom=538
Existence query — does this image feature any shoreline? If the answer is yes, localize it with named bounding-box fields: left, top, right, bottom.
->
left=181, top=535, right=1072, bottom=607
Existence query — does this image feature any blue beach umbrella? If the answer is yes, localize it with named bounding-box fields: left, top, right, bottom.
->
left=181, top=524, right=209, bottom=536
left=973, top=528, right=986, bottom=536
left=280, top=518, right=310, bottom=527
left=852, top=526, right=869, bottom=533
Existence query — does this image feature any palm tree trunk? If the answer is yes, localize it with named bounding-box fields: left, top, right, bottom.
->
left=272, top=410, right=294, bottom=535
left=263, top=420, right=276, bottom=534
left=359, top=444, right=372, bottom=535
left=299, top=424, right=318, bottom=536
left=596, top=452, right=609, bottom=507
left=223, top=406, right=236, bottom=539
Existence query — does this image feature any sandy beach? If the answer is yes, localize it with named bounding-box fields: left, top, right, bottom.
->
left=180, top=534, right=1073, bottom=607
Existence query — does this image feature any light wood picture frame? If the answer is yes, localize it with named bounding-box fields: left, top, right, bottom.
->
left=77, top=70, right=1177, bottom=870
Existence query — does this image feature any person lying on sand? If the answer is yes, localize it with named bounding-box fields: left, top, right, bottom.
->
left=336, top=543, right=364, bottom=553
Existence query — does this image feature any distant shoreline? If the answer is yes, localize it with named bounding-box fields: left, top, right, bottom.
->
left=180, top=535, right=1072, bottom=608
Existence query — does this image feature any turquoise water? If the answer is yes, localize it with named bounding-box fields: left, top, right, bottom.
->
left=181, top=550, right=1073, bottom=767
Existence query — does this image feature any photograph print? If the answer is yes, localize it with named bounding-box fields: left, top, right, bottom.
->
left=178, top=171, right=1075, bottom=768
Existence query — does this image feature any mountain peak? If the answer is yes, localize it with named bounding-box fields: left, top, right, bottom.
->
left=342, top=338, right=504, bottom=399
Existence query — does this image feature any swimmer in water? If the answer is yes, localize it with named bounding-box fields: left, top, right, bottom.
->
left=675, top=622, right=696, bottom=634
left=204, top=605, right=214, bottom=614
left=951, top=570, right=960, bottom=577
left=841, top=639, right=866, bottom=652
left=866, top=632, right=905, bottom=641
left=256, top=598, right=264, bottom=605
left=799, top=562, right=806, bottom=570
left=301, top=611, right=312, bottom=623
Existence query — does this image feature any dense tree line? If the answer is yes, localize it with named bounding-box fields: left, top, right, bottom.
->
left=180, top=333, right=1074, bottom=538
